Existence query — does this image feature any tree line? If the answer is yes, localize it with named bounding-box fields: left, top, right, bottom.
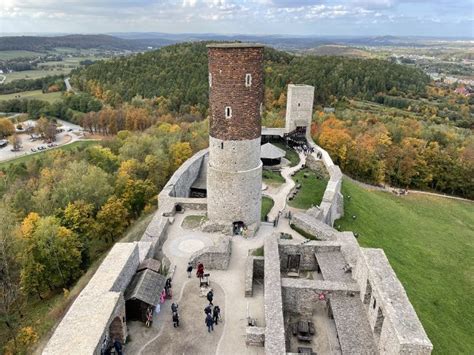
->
left=313, top=113, right=473, bottom=199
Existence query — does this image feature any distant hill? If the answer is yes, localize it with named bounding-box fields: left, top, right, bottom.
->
left=0, top=34, right=174, bottom=52
left=305, top=45, right=374, bottom=58
left=72, top=41, right=429, bottom=108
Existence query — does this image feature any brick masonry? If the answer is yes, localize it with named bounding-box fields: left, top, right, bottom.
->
left=208, top=44, right=264, bottom=141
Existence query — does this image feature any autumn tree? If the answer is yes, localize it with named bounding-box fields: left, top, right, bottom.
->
left=18, top=213, right=82, bottom=298
left=96, top=197, right=129, bottom=243
left=169, top=142, right=192, bottom=171
left=62, top=200, right=96, bottom=268
left=0, top=118, right=15, bottom=138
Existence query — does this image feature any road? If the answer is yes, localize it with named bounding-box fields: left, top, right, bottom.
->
left=64, top=77, right=73, bottom=92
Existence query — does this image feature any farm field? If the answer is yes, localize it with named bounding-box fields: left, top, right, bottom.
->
left=0, top=89, right=63, bottom=102
left=336, top=178, right=474, bottom=354
left=0, top=50, right=42, bottom=60
left=3, top=68, right=71, bottom=83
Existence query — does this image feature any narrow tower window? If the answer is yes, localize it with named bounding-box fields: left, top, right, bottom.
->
left=225, top=106, right=232, bottom=119
left=245, top=73, right=252, bottom=87
left=221, top=142, right=224, bottom=149
left=209, top=73, right=212, bottom=87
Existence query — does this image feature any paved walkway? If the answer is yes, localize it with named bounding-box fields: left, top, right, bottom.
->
left=264, top=152, right=306, bottom=222
left=126, top=211, right=272, bottom=355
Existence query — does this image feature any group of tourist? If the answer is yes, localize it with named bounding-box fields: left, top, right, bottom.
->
left=204, top=289, right=221, bottom=333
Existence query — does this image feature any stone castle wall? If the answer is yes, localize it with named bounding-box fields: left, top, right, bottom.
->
left=285, top=84, right=315, bottom=133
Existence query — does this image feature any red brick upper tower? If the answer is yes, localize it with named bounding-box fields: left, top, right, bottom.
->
left=207, top=43, right=264, bottom=141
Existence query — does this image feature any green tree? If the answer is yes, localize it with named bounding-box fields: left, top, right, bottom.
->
left=96, top=197, right=129, bottom=243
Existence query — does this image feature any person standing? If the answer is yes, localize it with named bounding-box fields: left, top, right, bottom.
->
left=207, top=289, right=214, bottom=305
left=186, top=263, right=193, bottom=278
left=213, top=305, right=221, bottom=325
left=196, top=262, right=204, bottom=278
left=205, top=313, right=214, bottom=333
left=172, top=311, right=180, bottom=328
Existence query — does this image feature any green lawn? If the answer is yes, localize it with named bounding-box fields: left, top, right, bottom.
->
left=288, top=168, right=328, bottom=209
left=261, top=196, right=274, bottom=221
left=273, top=142, right=300, bottom=167
left=336, top=178, right=474, bottom=354
left=263, top=169, right=285, bottom=186
left=0, top=90, right=63, bottom=103
left=0, top=141, right=99, bottom=170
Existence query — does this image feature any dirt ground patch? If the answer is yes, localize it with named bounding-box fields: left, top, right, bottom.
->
left=132, top=280, right=225, bottom=355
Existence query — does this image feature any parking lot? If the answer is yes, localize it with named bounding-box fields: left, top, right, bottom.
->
left=0, top=118, right=83, bottom=163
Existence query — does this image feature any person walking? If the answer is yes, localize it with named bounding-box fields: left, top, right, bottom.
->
left=186, top=263, right=193, bottom=278
left=207, top=289, right=214, bottom=305
left=171, top=303, right=178, bottom=314
left=213, top=305, right=221, bottom=325
left=172, top=311, right=180, bottom=328
left=204, top=304, right=212, bottom=316
left=205, top=313, right=214, bottom=333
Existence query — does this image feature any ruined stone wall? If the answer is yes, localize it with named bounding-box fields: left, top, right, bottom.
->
left=281, top=278, right=359, bottom=317
left=264, top=234, right=286, bottom=354
left=158, top=148, right=208, bottom=201
left=189, top=236, right=232, bottom=270
left=278, top=240, right=340, bottom=271
left=305, top=136, right=344, bottom=226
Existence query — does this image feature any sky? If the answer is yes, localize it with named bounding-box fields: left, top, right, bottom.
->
left=0, top=0, right=473, bottom=37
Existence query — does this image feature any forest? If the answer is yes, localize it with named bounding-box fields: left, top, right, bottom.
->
left=0, top=115, right=208, bottom=352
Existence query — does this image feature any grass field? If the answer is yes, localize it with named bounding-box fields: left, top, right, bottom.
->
left=263, top=169, right=285, bottom=186
left=0, top=50, right=42, bottom=60
left=336, top=178, right=474, bottom=354
left=261, top=196, right=275, bottom=221
left=288, top=168, right=328, bottom=209
left=273, top=142, right=300, bottom=167
left=4, top=68, right=71, bottom=83
left=0, top=89, right=63, bottom=103
left=0, top=141, right=99, bottom=170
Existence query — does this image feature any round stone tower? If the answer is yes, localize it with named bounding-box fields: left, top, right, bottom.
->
left=206, top=43, right=264, bottom=235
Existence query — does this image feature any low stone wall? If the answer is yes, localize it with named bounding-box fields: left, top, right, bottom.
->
left=246, top=326, right=265, bottom=347
left=264, top=234, right=286, bottom=355
left=245, top=256, right=264, bottom=297
left=291, top=212, right=337, bottom=241
left=158, top=149, right=208, bottom=201
left=188, top=236, right=232, bottom=270
left=305, top=135, right=343, bottom=226
left=281, top=278, right=359, bottom=317
left=278, top=239, right=340, bottom=271
left=44, top=243, right=145, bottom=355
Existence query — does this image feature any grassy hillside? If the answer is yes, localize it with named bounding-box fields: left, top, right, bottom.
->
left=336, top=178, right=474, bottom=354
left=0, top=89, right=63, bottom=102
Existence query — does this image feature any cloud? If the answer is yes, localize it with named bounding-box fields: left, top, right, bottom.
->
left=0, top=0, right=472, bottom=36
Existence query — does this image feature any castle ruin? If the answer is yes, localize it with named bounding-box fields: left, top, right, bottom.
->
left=43, top=44, right=433, bottom=355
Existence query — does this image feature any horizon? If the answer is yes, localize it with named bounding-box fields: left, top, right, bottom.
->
left=1, top=0, right=473, bottom=38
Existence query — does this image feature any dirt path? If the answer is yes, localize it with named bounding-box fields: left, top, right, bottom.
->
left=264, top=152, right=306, bottom=222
